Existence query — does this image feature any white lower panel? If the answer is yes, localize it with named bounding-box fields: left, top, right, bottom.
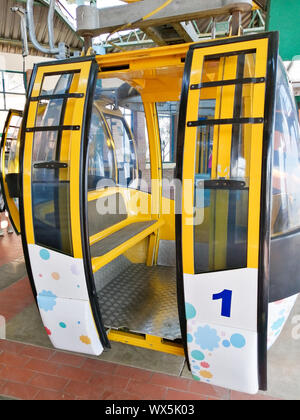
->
left=267, top=294, right=299, bottom=350
left=187, top=322, right=258, bottom=394
left=27, top=244, right=104, bottom=356
left=37, top=295, right=103, bottom=356
left=184, top=269, right=259, bottom=393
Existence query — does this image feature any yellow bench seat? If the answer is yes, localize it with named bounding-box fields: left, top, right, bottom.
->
left=91, top=219, right=165, bottom=273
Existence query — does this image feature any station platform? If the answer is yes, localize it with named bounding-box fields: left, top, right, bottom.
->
left=0, top=231, right=297, bottom=400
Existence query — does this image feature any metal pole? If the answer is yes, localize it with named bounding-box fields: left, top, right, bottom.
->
left=11, top=7, right=29, bottom=57
left=48, top=0, right=56, bottom=50
left=26, top=0, right=59, bottom=55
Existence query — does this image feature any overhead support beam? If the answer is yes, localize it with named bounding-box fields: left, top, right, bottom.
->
left=76, top=0, right=253, bottom=38
left=172, top=22, right=200, bottom=43
left=142, top=27, right=168, bottom=46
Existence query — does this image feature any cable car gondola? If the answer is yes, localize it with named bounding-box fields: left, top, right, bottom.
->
left=1, top=32, right=300, bottom=394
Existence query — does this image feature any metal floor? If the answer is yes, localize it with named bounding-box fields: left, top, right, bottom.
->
left=97, top=264, right=181, bottom=341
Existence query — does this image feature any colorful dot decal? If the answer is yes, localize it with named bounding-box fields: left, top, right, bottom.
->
left=37, top=291, right=57, bottom=312
left=59, top=322, right=67, bottom=329
left=230, top=334, right=246, bottom=349
left=222, top=340, right=231, bottom=348
left=51, top=272, right=60, bottom=281
left=39, top=249, right=50, bottom=260
left=80, top=336, right=91, bottom=345
left=200, top=370, right=213, bottom=379
left=71, top=264, right=80, bottom=276
left=45, top=327, right=51, bottom=336
left=191, top=350, right=205, bottom=361
left=185, top=303, right=196, bottom=320
left=194, top=325, right=220, bottom=351
left=187, top=333, right=193, bottom=343
left=200, top=362, right=210, bottom=369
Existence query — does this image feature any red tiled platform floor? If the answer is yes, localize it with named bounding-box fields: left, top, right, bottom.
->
left=0, top=233, right=280, bottom=401
left=0, top=340, right=279, bottom=400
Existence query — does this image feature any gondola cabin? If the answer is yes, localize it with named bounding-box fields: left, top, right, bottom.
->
left=1, top=32, right=300, bottom=394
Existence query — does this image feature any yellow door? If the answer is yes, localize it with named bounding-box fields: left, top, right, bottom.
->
left=0, top=109, right=23, bottom=233
left=177, top=33, right=279, bottom=393
left=20, top=57, right=109, bottom=355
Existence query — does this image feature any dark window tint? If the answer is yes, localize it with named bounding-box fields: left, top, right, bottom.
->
left=271, top=59, right=300, bottom=236
left=193, top=53, right=256, bottom=273
left=31, top=73, right=74, bottom=256
left=92, top=78, right=150, bottom=193
left=157, top=101, right=179, bottom=199
left=104, top=113, right=137, bottom=188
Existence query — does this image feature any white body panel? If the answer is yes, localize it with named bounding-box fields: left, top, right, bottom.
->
left=28, top=244, right=103, bottom=356
left=267, top=293, right=299, bottom=350
left=184, top=268, right=259, bottom=394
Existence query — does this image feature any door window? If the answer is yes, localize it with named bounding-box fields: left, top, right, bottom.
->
left=31, top=73, right=75, bottom=255
left=87, top=107, right=116, bottom=191
left=193, top=53, right=257, bottom=273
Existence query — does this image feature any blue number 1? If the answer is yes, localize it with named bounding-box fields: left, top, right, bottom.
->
left=212, top=289, right=233, bottom=318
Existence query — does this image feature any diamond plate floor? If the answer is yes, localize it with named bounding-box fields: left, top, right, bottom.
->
left=97, top=264, right=181, bottom=340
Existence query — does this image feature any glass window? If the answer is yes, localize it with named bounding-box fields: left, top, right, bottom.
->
left=40, top=73, right=72, bottom=95
left=193, top=53, right=257, bottom=273
left=88, top=107, right=116, bottom=191
left=31, top=73, right=74, bottom=256
left=271, top=59, right=300, bottom=236
left=0, top=71, right=26, bottom=138
left=5, top=94, right=26, bottom=111
left=91, top=78, right=150, bottom=193
left=0, top=93, right=4, bottom=110
left=5, top=115, right=22, bottom=177
left=10, top=115, right=22, bottom=128
left=0, top=111, right=8, bottom=139
left=35, top=99, right=64, bottom=127
left=104, top=113, right=137, bottom=188
left=3, top=72, right=25, bottom=94
left=157, top=101, right=179, bottom=199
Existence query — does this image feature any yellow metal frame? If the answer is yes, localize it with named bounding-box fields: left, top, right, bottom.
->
left=23, top=60, right=93, bottom=259
left=21, top=38, right=269, bottom=357
left=108, top=329, right=185, bottom=357
left=0, top=110, right=23, bottom=233
left=91, top=218, right=165, bottom=272
left=182, top=38, right=269, bottom=274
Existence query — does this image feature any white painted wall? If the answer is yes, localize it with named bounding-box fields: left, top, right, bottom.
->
left=0, top=52, right=52, bottom=134
left=0, top=52, right=52, bottom=73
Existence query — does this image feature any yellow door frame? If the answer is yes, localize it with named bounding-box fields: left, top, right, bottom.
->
left=182, top=38, right=269, bottom=275
left=0, top=109, right=23, bottom=234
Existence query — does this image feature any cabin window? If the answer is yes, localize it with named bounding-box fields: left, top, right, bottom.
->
left=5, top=114, right=22, bottom=173
left=91, top=78, right=150, bottom=193
left=31, top=73, right=75, bottom=256
left=87, top=107, right=115, bottom=191
left=104, top=113, right=137, bottom=188
left=271, top=59, right=300, bottom=236
left=156, top=101, right=179, bottom=199
left=193, top=53, right=256, bottom=273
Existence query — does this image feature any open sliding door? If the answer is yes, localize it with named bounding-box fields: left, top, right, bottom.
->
left=20, top=57, right=109, bottom=355
left=176, top=33, right=278, bottom=393
left=0, top=110, right=23, bottom=234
